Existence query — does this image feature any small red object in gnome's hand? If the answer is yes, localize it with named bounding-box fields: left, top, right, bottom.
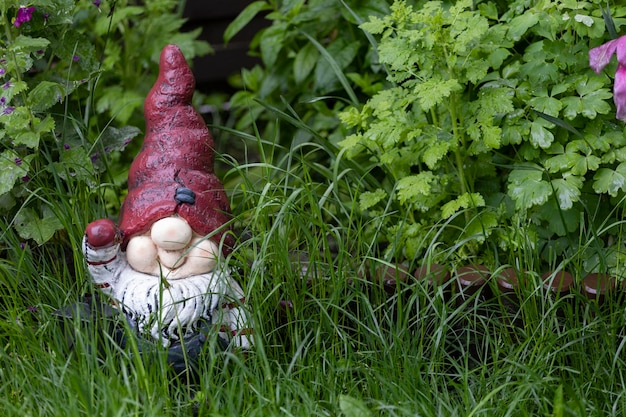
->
left=86, top=219, right=121, bottom=248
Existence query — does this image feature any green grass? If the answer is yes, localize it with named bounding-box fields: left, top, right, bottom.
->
left=2, top=128, right=626, bottom=416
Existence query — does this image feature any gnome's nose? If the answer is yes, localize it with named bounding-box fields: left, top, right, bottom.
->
left=151, top=217, right=192, bottom=250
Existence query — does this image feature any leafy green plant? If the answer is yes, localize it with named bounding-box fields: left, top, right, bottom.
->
left=87, top=0, right=210, bottom=126
left=224, top=0, right=389, bottom=151
left=0, top=0, right=209, bottom=246
left=338, top=0, right=626, bottom=273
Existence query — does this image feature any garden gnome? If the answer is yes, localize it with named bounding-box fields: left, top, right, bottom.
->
left=82, top=45, right=253, bottom=355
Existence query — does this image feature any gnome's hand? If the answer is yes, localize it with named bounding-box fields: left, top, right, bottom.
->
left=86, top=219, right=122, bottom=248
left=84, top=219, right=123, bottom=296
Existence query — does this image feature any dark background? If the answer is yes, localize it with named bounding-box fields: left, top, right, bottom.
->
left=181, top=0, right=267, bottom=95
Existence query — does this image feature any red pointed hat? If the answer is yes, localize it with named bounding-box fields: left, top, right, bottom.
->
left=118, top=44, right=234, bottom=253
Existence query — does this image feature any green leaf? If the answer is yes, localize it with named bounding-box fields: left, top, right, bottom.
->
left=487, top=47, right=511, bottom=69
left=14, top=206, right=63, bottom=245
left=536, top=199, right=579, bottom=237
left=94, top=6, right=144, bottom=35
left=96, top=87, right=144, bottom=124
left=508, top=165, right=552, bottom=210
left=396, top=172, right=436, bottom=208
left=480, top=124, right=502, bottom=150
left=338, top=107, right=363, bottom=129
left=571, top=154, right=600, bottom=176
left=422, top=140, right=450, bottom=169
left=293, top=42, right=319, bottom=84
left=2, top=107, right=46, bottom=149
left=56, top=31, right=99, bottom=73
left=339, top=395, right=374, bottom=417
left=15, top=131, right=39, bottom=148
left=478, top=2, right=499, bottom=21
left=1, top=106, right=30, bottom=133
left=51, top=146, right=95, bottom=183
left=441, top=192, right=485, bottom=219
left=27, top=81, right=64, bottom=112
left=359, top=189, right=387, bottom=211
left=530, top=121, right=554, bottom=149
left=464, top=58, right=491, bottom=84
left=464, top=210, right=498, bottom=242
left=33, top=115, right=55, bottom=135
left=545, top=153, right=575, bottom=173
left=360, top=16, right=387, bottom=35
left=507, top=11, right=540, bottom=41
left=580, top=89, right=612, bottom=119
left=260, top=23, right=287, bottom=68
left=561, top=96, right=582, bottom=120
left=378, top=37, right=417, bottom=82
left=552, top=385, right=565, bottom=417
left=413, top=77, right=462, bottom=111
left=98, top=125, right=141, bottom=153
left=593, top=163, right=626, bottom=197
left=576, top=77, right=606, bottom=96
left=551, top=176, right=582, bottom=209
left=224, top=1, right=272, bottom=43
left=520, top=61, right=558, bottom=85
left=10, top=35, right=50, bottom=54
left=0, top=150, right=29, bottom=195
left=529, top=96, right=562, bottom=117
left=338, top=133, right=364, bottom=154
left=1, top=80, right=28, bottom=102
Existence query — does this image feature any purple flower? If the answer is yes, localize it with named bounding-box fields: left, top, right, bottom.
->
left=3, top=106, right=14, bottom=115
left=0, top=68, right=5, bottom=76
left=589, top=35, right=626, bottom=121
left=72, top=55, right=80, bottom=62
left=3, top=81, right=12, bottom=90
left=14, top=6, right=35, bottom=28
left=93, top=0, right=101, bottom=7
left=14, top=157, right=22, bottom=166
left=64, top=143, right=70, bottom=150
left=21, top=175, right=29, bottom=182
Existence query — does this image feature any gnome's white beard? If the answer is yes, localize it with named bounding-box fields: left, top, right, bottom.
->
left=83, top=235, right=252, bottom=349
left=114, top=267, right=225, bottom=345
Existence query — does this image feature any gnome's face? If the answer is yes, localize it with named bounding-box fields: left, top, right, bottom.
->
left=125, top=215, right=220, bottom=280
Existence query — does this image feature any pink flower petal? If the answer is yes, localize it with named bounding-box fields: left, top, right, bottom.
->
left=615, top=36, right=626, bottom=67
left=590, top=38, right=620, bottom=73
left=614, top=65, right=626, bottom=121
